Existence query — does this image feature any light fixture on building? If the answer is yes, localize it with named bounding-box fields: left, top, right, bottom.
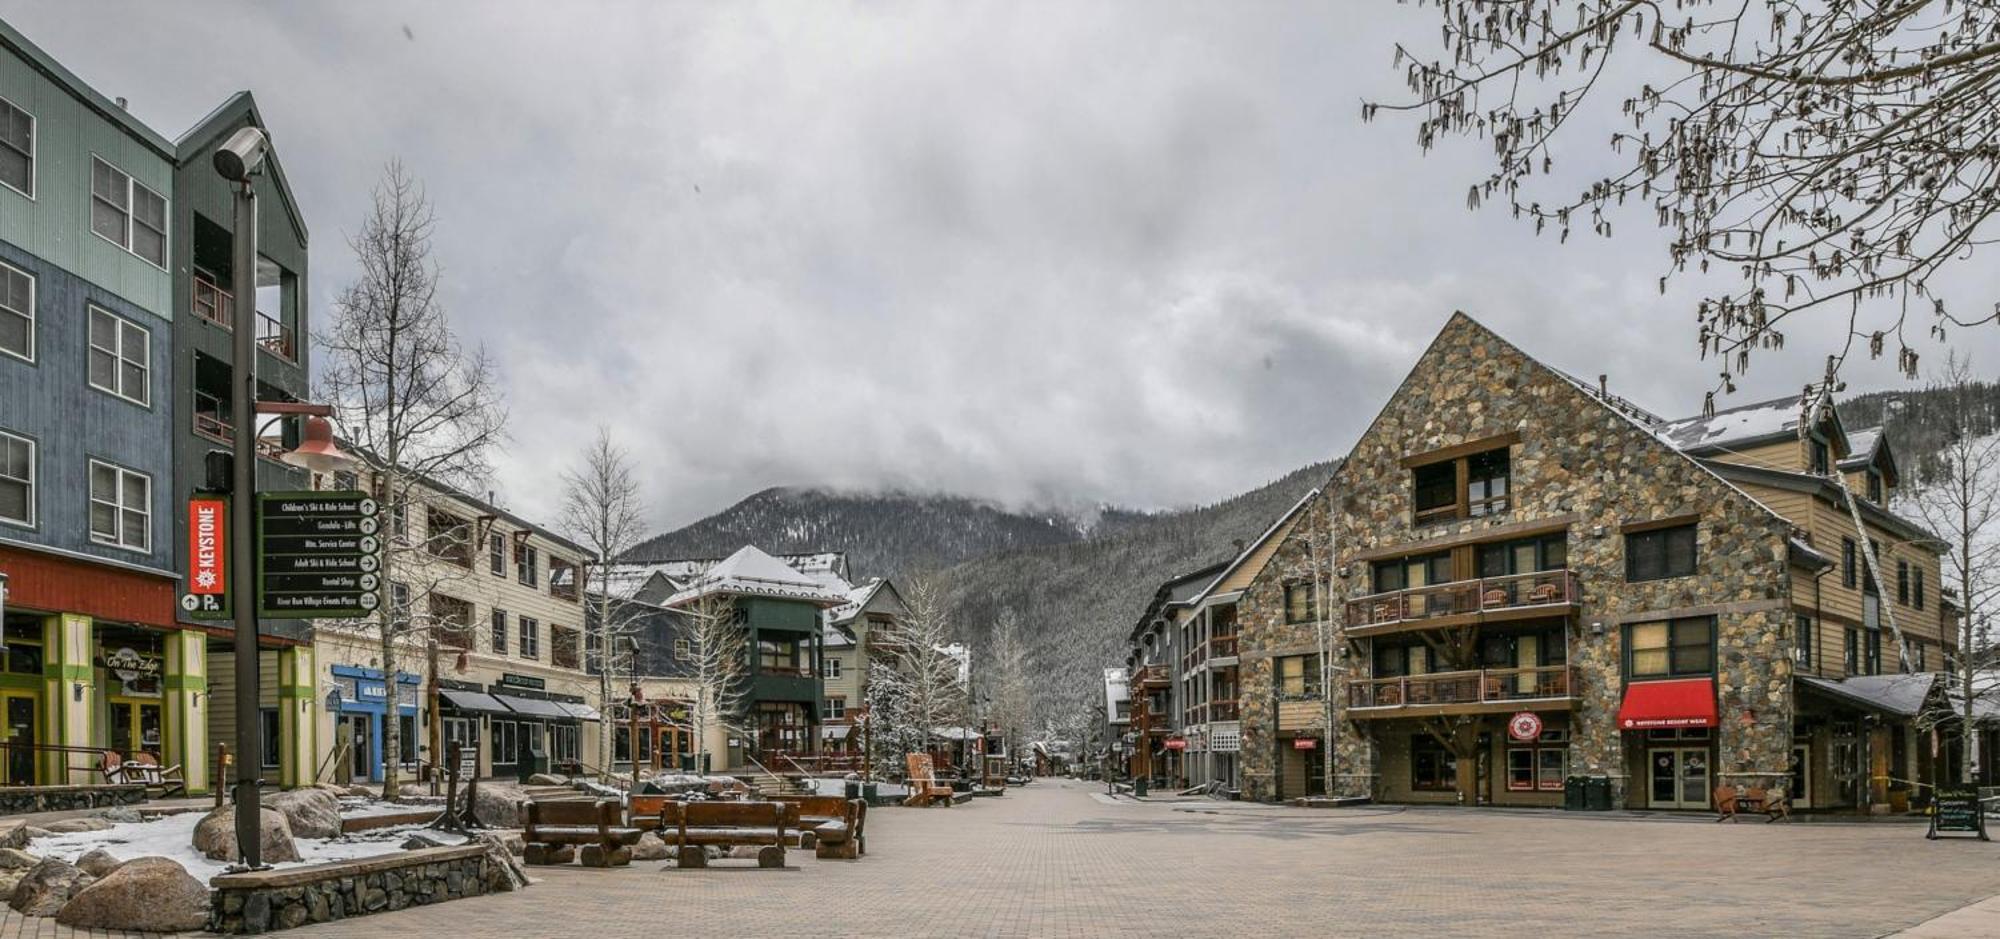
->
left=278, top=415, right=359, bottom=474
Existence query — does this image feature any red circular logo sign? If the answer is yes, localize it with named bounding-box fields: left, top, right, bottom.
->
left=1507, top=712, right=1543, bottom=742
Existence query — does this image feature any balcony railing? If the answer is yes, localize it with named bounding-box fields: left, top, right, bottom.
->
left=193, top=277, right=233, bottom=329
left=1132, top=664, right=1170, bottom=686
left=1345, top=570, right=1578, bottom=630
left=257, top=310, right=296, bottom=361
left=191, top=277, right=298, bottom=362
left=1183, top=699, right=1240, bottom=725
left=1347, top=665, right=1576, bottom=712
left=1180, top=634, right=1242, bottom=672
left=193, top=399, right=288, bottom=461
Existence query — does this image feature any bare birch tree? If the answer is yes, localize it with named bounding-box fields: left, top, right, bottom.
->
left=558, top=426, right=649, bottom=782
left=986, top=608, right=1033, bottom=761
left=1369, top=1, right=2000, bottom=401
left=1905, top=353, right=2000, bottom=782
left=317, top=162, right=505, bottom=798
left=873, top=577, right=967, bottom=762
left=679, top=593, right=750, bottom=774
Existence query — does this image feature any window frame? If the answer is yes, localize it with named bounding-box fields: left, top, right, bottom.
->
left=0, top=258, right=34, bottom=364
left=86, top=458, right=150, bottom=552
left=1283, top=582, right=1316, bottom=624
left=490, top=608, right=508, bottom=654
left=85, top=304, right=150, bottom=406
left=1624, top=616, right=1715, bottom=680
left=1841, top=538, right=1858, bottom=589
left=489, top=532, right=507, bottom=576
left=88, top=156, right=168, bottom=269
left=515, top=542, right=539, bottom=587
left=1409, top=444, right=1513, bottom=525
left=673, top=639, right=691, bottom=661
left=0, top=94, right=34, bottom=199
left=1896, top=559, right=1910, bottom=605
left=0, top=429, right=34, bottom=529
left=518, top=616, right=540, bottom=660
left=259, top=707, right=282, bottom=769
left=825, top=696, right=846, bottom=721
left=1410, top=734, right=1457, bottom=791
left=1914, top=568, right=1926, bottom=611
left=826, top=657, right=842, bottom=679
left=1794, top=614, right=1812, bottom=669
left=1624, top=523, right=1697, bottom=583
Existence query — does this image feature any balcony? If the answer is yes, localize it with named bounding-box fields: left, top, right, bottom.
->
left=1180, top=634, right=1241, bottom=672
left=191, top=276, right=298, bottom=363
left=1344, top=570, right=1578, bottom=638
left=1183, top=699, right=1241, bottom=726
left=192, top=391, right=288, bottom=461
left=1132, top=664, right=1170, bottom=687
left=1346, top=665, right=1577, bottom=718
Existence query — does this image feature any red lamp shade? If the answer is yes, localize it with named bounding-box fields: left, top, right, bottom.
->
left=280, top=415, right=359, bottom=474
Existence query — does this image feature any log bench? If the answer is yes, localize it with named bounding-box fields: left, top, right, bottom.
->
left=660, top=801, right=789, bottom=868
left=775, top=795, right=867, bottom=859
left=628, top=794, right=670, bottom=832
left=524, top=799, right=642, bottom=867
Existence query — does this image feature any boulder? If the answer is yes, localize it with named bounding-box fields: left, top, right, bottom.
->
left=54, top=857, right=208, bottom=933
left=73, top=849, right=121, bottom=879
left=630, top=831, right=669, bottom=861
left=0, top=848, right=39, bottom=870
left=526, top=773, right=568, bottom=786
left=93, top=806, right=143, bottom=824
left=191, top=806, right=300, bottom=863
left=469, top=832, right=527, bottom=893
left=9, top=858, right=93, bottom=917
left=0, top=827, right=51, bottom=850
left=471, top=783, right=529, bottom=828
left=401, top=831, right=450, bottom=850
left=266, top=787, right=343, bottom=840
left=39, top=818, right=113, bottom=834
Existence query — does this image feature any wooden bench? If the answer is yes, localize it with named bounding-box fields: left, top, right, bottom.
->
left=1715, top=785, right=1791, bottom=823
left=524, top=799, right=643, bottom=867
left=627, top=794, right=671, bottom=832
left=660, top=801, right=788, bottom=869
left=775, top=795, right=868, bottom=859
left=903, top=754, right=955, bottom=808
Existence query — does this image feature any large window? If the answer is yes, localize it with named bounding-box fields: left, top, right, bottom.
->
left=1625, top=524, right=1696, bottom=582
left=519, top=617, right=541, bottom=659
left=492, top=721, right=520, bottom=766
left=1276, top=654, right=1321, bottom=698
left=431, top=594, right=473, bottom=649
left=1506, top=728, right=1569, bottom=792
left=1411, top=445, right=1512, bottom=524
left=1475, top=534, right=1568, bottom=578
left=0, top=431, right=32, bottom=527
left=426, top=509, right=472, bottom=566
left=0, top=260, right=32, bottom=362
left=759, top=638, right=804, bottom=675
left=88, top=459, right=149, bottom=551
left=1626, top=616, right=1714, bottom=679
left=515, top=542, right=539, bottom=587
left=90, top=157, right=167, bottom=267
left=1373, top=553, right=1452, bottom=593
left=551, top=626, right=580, bottom=669
left=86, top=306, right=149, bottom=405
left=1411, top=735, right=1456, bottom=791
left=1794, top=614, right=1813, bottom=668
left=1283, top=583, right=1315, bottom=624
left=0, top=96, right=32, bottom=197
left=490, top=608, right=509, bottom=654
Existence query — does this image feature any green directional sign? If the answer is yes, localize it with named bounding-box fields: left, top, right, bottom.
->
left=255, top=491, right=383, bottom=619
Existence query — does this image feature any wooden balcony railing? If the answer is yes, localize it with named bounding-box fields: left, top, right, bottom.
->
left=1347, top=665, right=1576, bottom=711
left=1345, top=570, right=1578, bottom=630
left=1132, top=664, right=1170, bottom=686
left=1180, top=634, right=1242, bottom=672
left=191, top=277, right=297, bottom=362
left=1183, top=699, right=1241, bottom=725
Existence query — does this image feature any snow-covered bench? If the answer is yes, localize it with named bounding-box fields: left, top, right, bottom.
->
left=524, top=799, right=642, bottom=867
left=660, top=801, right=788, bottom=868
left=775, top=795, right=867, bottom=859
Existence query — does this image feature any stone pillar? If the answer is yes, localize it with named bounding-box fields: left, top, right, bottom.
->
left=1329, top=662, right=1376, bottom=799
left=1569, top=619, right=1627, bottom=805
left=1717, top=609, right=1793, bottom=793
left=276, top=646, right=317, bottom=788
left=43, top=614, right=94, bottom=784
left=163, top=630, right=210, bottom=795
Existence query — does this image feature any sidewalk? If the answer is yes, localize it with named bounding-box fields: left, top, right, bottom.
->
left=1892, top=894, right=2000, bottom=937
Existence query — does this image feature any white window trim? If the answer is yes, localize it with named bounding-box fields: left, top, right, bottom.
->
left=519, top=616, right=540, bottom=660
left=0, top=94, right=33, bottom=200
left=87, top=458, right=150, bottom=553
left=0, top=429, right=34, bottom=529
left=0, top=258, right=33, bottom=364
left=86, top=304, right=149, bottom=406
left=87, top=155, right=168, bottom=271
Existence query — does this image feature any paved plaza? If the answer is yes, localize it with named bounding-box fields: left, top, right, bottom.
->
left=249, top=778, right=2000, bottom=939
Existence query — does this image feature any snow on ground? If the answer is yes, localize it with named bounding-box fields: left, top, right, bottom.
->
left=337, top=797, right=441, bottom=818
left=805, top=776, right=908, bottom=797
left=29, top=811, right=462, bottom=883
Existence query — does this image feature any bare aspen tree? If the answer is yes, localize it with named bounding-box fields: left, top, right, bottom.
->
left=1369, top=2, right=2000, bottom=400
left=317, top=162, right=506, bottom=798
left=558, top=426, right=649, bottom=783
left=986, top=608, right=1034, bottom=760
left=678, top=593, right=751, bottom=773
left=873, top=577, right=968, bottom=761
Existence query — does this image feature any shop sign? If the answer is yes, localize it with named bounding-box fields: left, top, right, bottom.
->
left=181, top=497, right=230, bottom=619
left=1508, top=711, right=1544, bottom=742
left=104, top=646, right=163, bottom=697
left=255, top=491, right=382, bottom=618
left=1929, top=786, right=1989, bottom=841
left=498, top=673, right=546, bottom=691
left=357, top=680, right=388, bottom=701
left=1163, top=737, right=1187, bottom=750
left=1293, top=737, right=1318, bottom=750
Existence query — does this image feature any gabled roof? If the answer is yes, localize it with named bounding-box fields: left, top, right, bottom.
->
left=1837, top=426, right=1900, bottom=486
left=1657, top=392, right=1849, bottom=458
left=1698, top=459, right=1940, bottom=550
left=0, top=20, right=174, bottom=158
left=174, top=91, right=310, bottom=246
left=663, top=545, right=851, bottom=608
left=1185, top=483, right=1323, bottom=608
left=1127, top=561, right=1230, bottom=644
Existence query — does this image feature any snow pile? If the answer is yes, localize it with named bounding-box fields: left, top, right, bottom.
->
left=29, top=812, right=460, bottom=884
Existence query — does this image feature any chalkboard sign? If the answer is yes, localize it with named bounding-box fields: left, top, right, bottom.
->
left=1928, top=786, right=1989, bottom=840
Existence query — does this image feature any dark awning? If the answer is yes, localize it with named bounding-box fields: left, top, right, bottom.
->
left=496, top=694, right=575, bottom=720
left=1615, top=678, right=1718, bottom=730
left=439, top=689, right=510, bottom=715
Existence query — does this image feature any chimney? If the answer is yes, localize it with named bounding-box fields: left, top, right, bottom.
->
left=114, top=97, right=128, bottom=110
left=1598, top=374, right=1608, bottom=397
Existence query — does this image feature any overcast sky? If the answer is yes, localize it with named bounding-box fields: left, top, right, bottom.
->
left=19, top=2, right=1999, bottom=533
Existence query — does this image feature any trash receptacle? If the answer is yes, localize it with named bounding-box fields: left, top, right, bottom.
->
left=516, top=741, right=548, bottom=783
left=844, top=779, right=862, bottom=800
left=1563, top=775, right=1585, bottom=811
left=862, top=782, right=880, bottom=805
left=1585, top=775, right=1613, bottom=811
left=1133, top=777, right=1149, bottom=798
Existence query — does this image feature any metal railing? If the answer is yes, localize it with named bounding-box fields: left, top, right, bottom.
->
left=190, top=276, right=297, bottom=362
left=1347, top=665, right=1576, bottom=709
left=1345, top=570, right=1578, bottom=629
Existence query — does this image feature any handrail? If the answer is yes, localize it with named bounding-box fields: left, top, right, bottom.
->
left=1347, top=569, right=1577, bottom=628
left=1348, top=665, right=1576, bottom=709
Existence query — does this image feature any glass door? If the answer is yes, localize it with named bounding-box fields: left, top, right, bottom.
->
left=107, top=698, right=164, bottom=759
left=1, top=692, right=36, bottom=785
left=1649, top=748, right=1711, bottom=809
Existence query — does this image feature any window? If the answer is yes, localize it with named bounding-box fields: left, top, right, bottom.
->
left=431, top=595, right=473, bottom=649
left=492, top=721, right=519, bottom=766
left=0, top=431, right=32, bottom=527
left=1373, top=553, right=1452, bottom=594
left=1411, top=445, right=1511, bottom=524
left=1625, top=524, right=1696, bottom=582
left=0, top=260, right=32, bottom=362
left=488, top=532, right=506, bottom=576
left=1866, top=471, right=1884, bottom=504
left=1897, top=560, right=1910, bottom=605
left=1283, top=583, right=1315, bottom=624
left=674, top=639, right=691, bottom=660
left=1842, top=538, right=1858, bottom=588
left=259, top=708, right=281, bottom=769
left=825, top=696, right=846, bottom=721
left=1507, top=731, right=1569, bottom=792
left=1844, top=629, right=1859, bottom=674
left=86, top=306, right=149, bottom=405
left=1276, top=654, right=1321, bottom=698
left=1626, top=616, right=1714, bottom=679
left=826, top=658, right=842, bottom=679
left=519, top=617, right=540, bottom=659
left=1911, top=640, right=1927, bottom=673
left=390, top=582, right=411, bottom=620
left=550, top=557, right=580, bottom=601
left=1794, top=614, right=1812, bottom=668
left=1865, top=630, right=1882, bottom=676
left=1475, top=534, right=1568, bottom=578
left=551, top=626, right=580, bottom=669
left=1914, top=569, right=1926, bottom=611
left=90, top=157, right=166, bottom=267
left=1374, top=643, right=1429, bottom=678
left=0, top=96, right=32, bottom=197
left=759, top=638, right=803, bottom=674
left=550, top=724, right=579, bottom=765
left=1411, top=735, right=1456, bottom=791
left=490, top=609, right=508, bottom=654
left=1809, top=437, right=1831, bottom=475
left=426, top=509, right=473, bottom=566
left=515, top=542, right=538, bottom=587
left=88, top=460, right=149, bottom=551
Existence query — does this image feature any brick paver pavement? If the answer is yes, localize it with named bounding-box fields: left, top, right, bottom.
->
left=230, top=777, right=2000, bottom=938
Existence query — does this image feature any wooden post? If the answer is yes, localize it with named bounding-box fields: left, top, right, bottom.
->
left=214, top=743, right=230, bottom=809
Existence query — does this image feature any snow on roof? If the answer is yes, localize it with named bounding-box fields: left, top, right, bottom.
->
left=1839, top=426, right=1883, bottom=470
left=663, top=545, right=852, bottom=607
left=581, top=564, right=664, bottom=600
left=1799, top=673, right=1937, bottom=718
left=1655, top=393, right=1805, bottom=453
left=826, top=579, right=884, bottom=625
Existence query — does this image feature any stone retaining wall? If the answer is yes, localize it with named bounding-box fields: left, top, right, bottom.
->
left=0, top=785, right=146, bottom=816
left=209, top=845, right=503, bottom=934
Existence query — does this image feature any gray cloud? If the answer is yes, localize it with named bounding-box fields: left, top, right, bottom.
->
left=24, top=1, right=1999, bottom=531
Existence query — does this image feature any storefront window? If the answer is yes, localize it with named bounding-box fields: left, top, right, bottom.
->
left=259, top=708, right=281, bottom=768
left=1410, top=735, right=1456, bottom=791
left=492, top=721, right=519, bottom=766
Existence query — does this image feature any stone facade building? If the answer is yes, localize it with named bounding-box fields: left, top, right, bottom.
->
left=1232, top=313, right=1953, bottom=811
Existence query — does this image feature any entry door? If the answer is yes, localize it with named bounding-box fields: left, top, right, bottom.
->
left=346, top=715, right=371, bottom=780
left=1, top=693, right=36, bottom=785
left=107, top=700, right=163, bottom=757
left=1649, top=748, right=1710, bottom=809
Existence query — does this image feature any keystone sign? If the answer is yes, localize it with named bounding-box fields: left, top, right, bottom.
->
left=180, top=497, right=231, bottom=619
left=255, top=491, right=383, bottom=619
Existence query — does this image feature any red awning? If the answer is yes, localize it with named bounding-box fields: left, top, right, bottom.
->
left=1616, top=678, right=1718, bottom=730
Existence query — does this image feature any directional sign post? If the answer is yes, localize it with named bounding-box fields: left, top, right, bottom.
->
left=255, top=491, right=382, bottom=619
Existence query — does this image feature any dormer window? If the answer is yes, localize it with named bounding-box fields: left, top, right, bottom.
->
left=1809, top=437, right=1831, bottom=475
left=1866, top=470, right=1884, bottom=504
